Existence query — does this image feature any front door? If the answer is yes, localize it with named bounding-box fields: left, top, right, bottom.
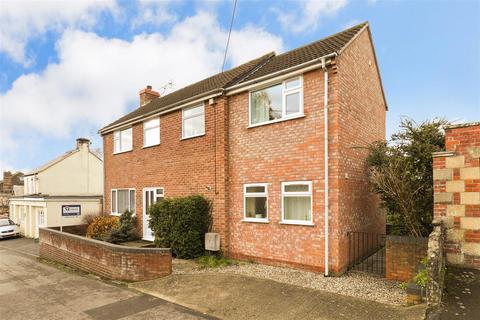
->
left=143, top=187, right=164, bottom=241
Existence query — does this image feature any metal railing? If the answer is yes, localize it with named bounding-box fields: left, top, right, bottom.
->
left=347, top=232, right=386, bottom=276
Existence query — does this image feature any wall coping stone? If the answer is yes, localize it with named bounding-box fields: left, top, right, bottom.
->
left=40, top=227, right=171, bottom=254
left=432, top=151, right=455, bottom=158
left=387, top=235, right=428, bottom=245
left=445, top=122, right=480, bottom=130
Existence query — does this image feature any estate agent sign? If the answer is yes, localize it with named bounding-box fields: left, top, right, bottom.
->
left=62, top=205, right=81, bottom=217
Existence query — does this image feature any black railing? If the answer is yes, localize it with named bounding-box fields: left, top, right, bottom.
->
left=347, top=232, right=386, bottom=276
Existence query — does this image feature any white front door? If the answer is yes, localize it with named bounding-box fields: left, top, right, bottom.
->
left=143, top=187, right=164, bottom=241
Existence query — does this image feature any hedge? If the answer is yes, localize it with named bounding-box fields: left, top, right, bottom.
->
left=149, top=195, right=212, bottom=259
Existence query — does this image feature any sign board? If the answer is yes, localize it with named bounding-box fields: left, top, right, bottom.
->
left=61, top=205, right=81, bottom=217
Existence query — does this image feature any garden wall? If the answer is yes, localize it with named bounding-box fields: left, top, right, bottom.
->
left=386, top=235, right=428, bottom=281
left=39, top=227, right=171, bottom=281
left=426, top=219, right=446, bottom=316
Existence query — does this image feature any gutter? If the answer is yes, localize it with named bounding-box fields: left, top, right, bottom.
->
left=226, top=52, right=338, bottom=93
left=99, top=89, right=223, bottom=134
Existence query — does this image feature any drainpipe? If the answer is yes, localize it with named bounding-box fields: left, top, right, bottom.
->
left=321, top=58, right=330, bottom=276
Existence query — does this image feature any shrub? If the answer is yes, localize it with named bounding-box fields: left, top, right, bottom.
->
left=82, top=214, right=96, bottom=226
left=149, top=195, right=212, bottom=259
left=86, top=215, right=119, bottom=240
left=197, top=255, right=237, bottom=268
left=105, top=210, right=140, bottom=243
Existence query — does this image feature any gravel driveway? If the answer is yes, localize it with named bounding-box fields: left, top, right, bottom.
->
left=173, top=259, right=406, bottom=305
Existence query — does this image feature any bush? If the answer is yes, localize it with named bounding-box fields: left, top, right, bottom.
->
left=197, top=255, right=237, bottom=268
left=86, top=215, right=119, bottom=240
left=105, top=210, right=140, bottom=243
left=149, top=195, right=212, bottom=259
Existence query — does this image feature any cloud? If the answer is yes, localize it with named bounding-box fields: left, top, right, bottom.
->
left=0, top=0, right=118, bottom=65
left=275, top=0, right=348, bottom=33
left=0, top=11, right=283, bottom=168
left=131, top=0, right=177, bottom=28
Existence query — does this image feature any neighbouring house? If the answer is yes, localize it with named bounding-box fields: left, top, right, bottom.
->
left=433, top=122, right=480, bottom=270
left=9, top=138, right=103, bottom=238
left=99, top=22, right=387, bottom=274
left=0, top=171, right=24, bottom=217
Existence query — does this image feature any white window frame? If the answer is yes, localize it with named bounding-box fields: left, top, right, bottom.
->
left=111, top=188, right=136, bottom=215
left=143, top=117, right=160, bottom=148
left=281, top=181, right=313, bottom=226
left=182, top=104, right=205, bottom=139
left=38, top=210, right=45, bottom=227
left=113, top=127, right=133, bottom=154
left=248, top=76, right=304, bottom=127
left=243, top=183, right=269, bottom=223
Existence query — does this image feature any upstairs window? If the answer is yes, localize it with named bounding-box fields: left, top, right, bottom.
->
left=250, top=77, right=303, bottom=126
left=182, top=104, right=205, bottom=139
left=143, top=118, right=160, bottom=147
left=113, top=128, right=133, bottom=153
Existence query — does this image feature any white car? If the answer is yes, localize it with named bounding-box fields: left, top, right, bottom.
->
left=0, top=218, right=20, bottom=239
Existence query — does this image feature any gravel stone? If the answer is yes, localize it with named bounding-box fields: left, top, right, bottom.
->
left=173, top=260, right=406, bottom=306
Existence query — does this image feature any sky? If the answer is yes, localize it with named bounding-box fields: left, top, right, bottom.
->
left=0, top=0, right=479, bottom=174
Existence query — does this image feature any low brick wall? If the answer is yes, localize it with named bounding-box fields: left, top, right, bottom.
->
left=39, top=227, right=172, bottom=281
left=386, top=235, right=428, bottom=281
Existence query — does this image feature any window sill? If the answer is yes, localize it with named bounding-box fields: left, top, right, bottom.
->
left=113, top=149, right=133, bottom=155
left=181, top=133, right=205, bottom=141
left=242, top=218, right=269, bottom=224
left=248, top=114, right=305, bottom=129
left=279, top=221, right=315, bottom=226
left=110, top=213, right=121, bottom=216
left=142, top=143, right=160, bottom=149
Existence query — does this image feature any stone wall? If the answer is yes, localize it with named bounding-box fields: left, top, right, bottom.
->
left=39, top=228, right=172, bottom=281
left=386, top=235, right=428, bottom=281
left=433, top=122, right=480, bottom=269
left=426, top=219, right=446, bottom=315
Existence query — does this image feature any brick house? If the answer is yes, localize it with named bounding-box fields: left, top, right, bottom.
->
left=99, top=22, right=387, bottom=274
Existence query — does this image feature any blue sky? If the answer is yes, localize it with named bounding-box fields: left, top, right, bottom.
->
left=0, top=0, right=479, bottom=173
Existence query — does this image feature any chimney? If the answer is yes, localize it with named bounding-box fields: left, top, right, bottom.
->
left=2, top=171, right=13, bottom=193
left=139, top=85, right=160, bottom=107
left=76, top=138, right=91, bottom=150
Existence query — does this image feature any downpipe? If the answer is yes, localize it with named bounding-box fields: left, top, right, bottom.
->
left=321, top=58, right=330, bottom=276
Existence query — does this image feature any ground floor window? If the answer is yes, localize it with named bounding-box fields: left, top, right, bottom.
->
left=111, top=188, right=135, bottom=215
left=281, top=181, right=312, bottom=225
left=244, top=183, right=268, bottom=222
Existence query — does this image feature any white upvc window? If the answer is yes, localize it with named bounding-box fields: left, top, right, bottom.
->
left=243, top=183, right=268, bottom=222
left=182, top=104, right=205, bottom=139
left=143, top=117, right=160, bottom=147
left=281, top=181, right=313, bottom=225
left=113, top=127, right=133, bottom=153
left=111, top=188, right=136, bottom=215
left=249, top=76, right=303, bottom=126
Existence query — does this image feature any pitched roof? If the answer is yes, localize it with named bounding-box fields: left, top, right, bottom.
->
left=25, top=149, right=78, bottom=176
left=241, top=22, right=367, bottom=82
left=99, top=22, right=368, bottom=133
left=101, top=52, right=275, bottom=131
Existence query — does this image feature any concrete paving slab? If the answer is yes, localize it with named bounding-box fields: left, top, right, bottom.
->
left=131, top=272, right=426, bottom=320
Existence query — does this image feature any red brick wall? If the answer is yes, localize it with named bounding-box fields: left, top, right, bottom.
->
left=103, top=97, right=230, bottom=248
left=39, top=228, right=171, bottom=281
left=333, top=28, right=387, bottom=272
left=386, top=236, right=428, bottom=281
left=433, top=123, right=480, bottom=269
left=227, top=69, right=327, bottom=272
